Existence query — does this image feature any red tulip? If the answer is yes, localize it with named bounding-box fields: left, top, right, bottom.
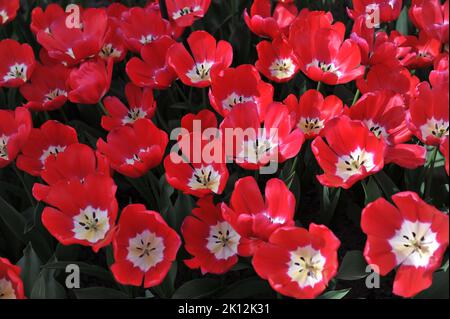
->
left=0, top=257, right=25, bottom=299
left=166, top=0, right=211, bottom=27
left=30, top=4, right=65, bottom=35
left=221, top=177, right=296, bottom=256
left=111, top=204, right=180, bottom=288
left=164, top=132, right=228, bottom=198
left=284, top=90, right=344, bottom=140
left=36, top=8, right=108, bottom=66
left=252, top=224, right=340, bottom=299
left=290, top=12, right=365, bottom=85
left=126, top=36, right=177, bottom=89
left=32, top=143, right=110, bottom=202
left=255, top=36, right=299, bottom=83
left=101, top=83, right=156, bottom=131
left=209, top=64, right=274, bottom=120
left=119, top=7, right=172, bottom=53
left=41, top=174, right=118, bottom=252
left=430, top=53, right=449, bottom=91
left=220, top=102, right=304, bottom=170
left=19, top=63, right=70, bottom=111
left=0, top=0, right=19, bottom=25
left=244, top=0, right=298, bottom=39
left=361, top=192, right=449, bottom=297
left=0, top=39, right=36, bottom=88
left=0, top=107, right=32, bottom=169
left=97, top=119, right=168, bottom=178
left=347, top=0, right=403, bottom=23
left=68, top=58, right=113, bottom=105
left=409, top=0, right=449, bottom=44
left=182, top=196, right=249, bottom=274
left=408, top=82, right=449, bottom=146
left=311, top=116, right=386, bottom=189
left=16, top=121, right=78, bottom=177
left=168, top=30, right=233, bottom=88
left=347, top=91, right=426, bottom=169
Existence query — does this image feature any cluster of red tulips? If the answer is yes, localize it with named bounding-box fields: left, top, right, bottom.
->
left=0, top=0, right=448, bottom=300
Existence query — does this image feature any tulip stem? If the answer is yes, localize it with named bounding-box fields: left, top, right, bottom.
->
left=97, top=101, right=108, bottom=115
left=352, top=89, right=360, bottom=106
left=316, top=81, right=322, bottom=92
left=424, top=146, right=439, bottom=200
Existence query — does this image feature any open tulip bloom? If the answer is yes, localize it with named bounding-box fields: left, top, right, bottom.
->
left=0, top=0, right=449, bottom=302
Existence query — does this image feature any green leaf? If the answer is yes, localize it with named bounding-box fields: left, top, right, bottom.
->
left=0, top=194, right=26, bottom=243
left=320, top=186, right=341, bottom=224
left=74, top=287, right=130, bottom=299
left=153, top=261, right=178, bottom=298
left=172, top=278, right=221, bottom=299
left=363, top=177, right=382, bottom=205
left=396, top=6, right=409, bottom=35
left=337, top=250, right=368, bottom=280
left=30, top=269, right=66, bottom=299
left=218, top=277, right=273, bottom=299
left=374, top=171, right=400, bottom=200
left=43, top=261, right=115, bottom=282
left=17, top=243, right=42, bottom=297
left=318, top=288, right=351, bottom=299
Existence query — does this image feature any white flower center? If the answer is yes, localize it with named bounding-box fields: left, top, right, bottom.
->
left=72, top=206, right=110, bottom=243
left=388, top=220, right=440, bottom=267
left=298, top=117, right=325, bottom=135
left=335, top=147, right=375, bottom=182
left=0, top=278, right=16, bottom=299
left=122, top=108, right=147, bottom=125
left=125, top=147, right=150, bottom=165
left=40, top=145, right=66, bottom=165
left=364, top=119, right=388, bottom=139
left=238, top=134, right=277, bottom=164
left=0, top=10, right=9, bottom=23
left=0, top=135, right=9, bottom=161
left=186, top=61, right=214, bottom=83
left=44, top=88, right=67, bottom=102
left=307, top=59, right=342, bottom=78
left=269, top=58, right=296, bottom=80
left=172, top=5, right=201, bottom=20
left=419, top=118, right=449, bottom=140
left=99, top=43, right=122, bottom=59
left=3, top=63, right=27, bottom=82
left=287, top=245, right=326, bottom=289
left=206, top=221, right=240, bottom=260
left=66, top=48, right=76, bottom=60
left=139, top=34, right=156, bottom=45
left=188, top=165, right=221, bottom=193
left=222, top=93, right=254, bottom=111
left=262, top=212, right=286, bottom=224
left=127, top=230, right=165, bottom=272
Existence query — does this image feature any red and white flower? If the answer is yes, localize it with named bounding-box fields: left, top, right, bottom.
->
left=41, top=174, right=118, bottom=252
left=0, top=39, right=36, bottom=88
left=0, top=0, right=19, bottom=25
left=209, top=64, right=274, bottom=120
left=101, top=83, right=156, bottom=131
left=0, top=257, right=25, bottom=299
left=311, top=116, right=386, bottom=189
left=361, top=191, right=449, bottom=297
left=220, top=177, right=296, bottom=256
left=16, top=121, right=78, bottom=177
left=182, top=195, right=249, bottom=274
left=111, top=204, right=180, bottom=288
left=0, top=107, right=32, bottom=169
left=97, top=119, right=168, bottom=178
left=255, top=36, right=299, bottom=83
left=252, top=224, right=340, bottom=299
left=166, top=0, right=211, bottom=27
left=168, top=30, right=233, bottom=88
left=19, top=63, right=70, bottom=112
left=284, top=90, right=344, bottom=139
